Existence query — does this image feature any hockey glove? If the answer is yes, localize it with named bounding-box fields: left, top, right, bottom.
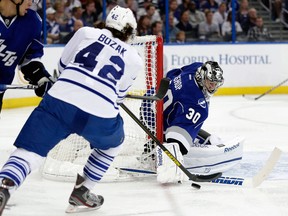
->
left=21, top=61, right=56, bottom=97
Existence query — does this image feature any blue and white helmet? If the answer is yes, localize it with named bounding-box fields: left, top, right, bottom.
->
left=106, top=5, right=137, bottom=40
left=195, top=61, right=224, bottom=98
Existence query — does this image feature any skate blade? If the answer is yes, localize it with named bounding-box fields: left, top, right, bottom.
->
left=65, top=204, right=101, bottom=213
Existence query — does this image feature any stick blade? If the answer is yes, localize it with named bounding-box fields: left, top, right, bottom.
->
left=126, top=78, right=170, bottom=101
left=190, top=172, right=222, bottom=182
left=242, top=94, right=258, bottom=101
left=252, top=147, right=282, bottom=187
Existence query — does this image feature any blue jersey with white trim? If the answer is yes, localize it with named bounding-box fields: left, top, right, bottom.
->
left=49, top=27, right=143, bottom=118
left=0, top=9, right=43, bottom=84
left=163, top=62, right=209, bottom=142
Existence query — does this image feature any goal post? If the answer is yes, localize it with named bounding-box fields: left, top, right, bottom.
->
left=40, top=35, right=164, bottom=182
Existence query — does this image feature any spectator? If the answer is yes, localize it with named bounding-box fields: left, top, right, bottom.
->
left=65, top=0, right=82, bottom=14
left=188, top=1, right=206, bottom=29
left=46, top=7, right=61, bottom=44
left=137, top=15, right=151, bottom=36
left=201, top=0, right=219, bottom=13
left=246, top=8, right=258, bottom=32
left=212, top=2, right=227, bottom=33
left=221, top=10, right=243, bottom=41
left=241, top=7, right=258, bottom=35
left=151, top=21, right=163, bottom=36
left=236, top=0, right=250, bottom=34
left=175, top=30, right=186, bottom=43
left=198, top=9, right=221, bottom=41
left=54, top=1, right=70, bottom=32
left=137, top=0, right=158, bottom=19
left=37, top=0, right=53, bottom=18
left=272, top=0, right=282, bottom=22
left=60, top=19, right=84, bottom=44
left=169, top=0, right=180, bottom=23
left=176, top=10, right=194, bottom=32
left=82, top=0, right=98, bottom=27
left=145, top=3, right=162, bottom=24
left=166, top=11, right=180, bottom=42
left=176, top=0, right=191, bottom=19
left=66, top=6, right=84, bottom=32
left=247, top=16, right=273, bottom=41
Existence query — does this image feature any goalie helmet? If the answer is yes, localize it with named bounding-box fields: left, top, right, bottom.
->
left=195, top=61, right=224, bottom=98
left=106, top=5, right=137, bottom=40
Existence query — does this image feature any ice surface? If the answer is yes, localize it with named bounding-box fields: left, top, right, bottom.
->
left=0, top=95, right=287, bottom=216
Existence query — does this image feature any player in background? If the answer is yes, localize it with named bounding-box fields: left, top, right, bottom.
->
left=0, top=0, right=55, bottom=113
left=155, top=61, right=244, bottom=183
left=0, top=5, right=142, bottom=214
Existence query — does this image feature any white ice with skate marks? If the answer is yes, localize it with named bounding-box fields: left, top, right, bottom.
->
left=0, top=95, right=288, bottom=216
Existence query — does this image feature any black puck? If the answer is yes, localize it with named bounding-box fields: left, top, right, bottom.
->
left=191, top=183, right=201, bottom=189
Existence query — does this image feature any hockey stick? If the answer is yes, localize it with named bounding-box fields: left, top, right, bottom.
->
left=0, top=78, right=170, bottom=100
left=0, top=69, right=59, bottom=92
left=120, top=103, right=222, bottom=189
left=243, top=78, right=288, bottom=101
left=125, top=78, right=170, bottom=100
left=210, top=147, right=282, bottom=187
left=0, top=84, right=37, bottom=91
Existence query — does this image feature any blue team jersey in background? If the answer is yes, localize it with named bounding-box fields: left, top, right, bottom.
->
left=163, top=62, right=209, bottom=142
left=0, top=9, right=43, bottom=84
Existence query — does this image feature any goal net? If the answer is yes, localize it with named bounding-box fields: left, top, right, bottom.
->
left=41, top=35, right=164, bottom=182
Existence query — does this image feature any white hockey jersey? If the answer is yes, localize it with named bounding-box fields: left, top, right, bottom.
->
left=49, top=27, right=143, bottom=118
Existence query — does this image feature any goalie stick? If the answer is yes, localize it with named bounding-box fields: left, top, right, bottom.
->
left=119, top=147, right=282, bottom=188
left=120, top=103, right=222, bottom=189
left=243, top=77, right=288, bottom=101
left=209, top=147, right=282, bottom=187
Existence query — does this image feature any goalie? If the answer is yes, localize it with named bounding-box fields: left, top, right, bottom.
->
left=143, top=61, right=244, bottom=183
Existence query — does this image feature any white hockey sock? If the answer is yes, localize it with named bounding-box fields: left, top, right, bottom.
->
left=0, top=148, right=44, bottom=192
left=82, top=146, right=122, bottom=189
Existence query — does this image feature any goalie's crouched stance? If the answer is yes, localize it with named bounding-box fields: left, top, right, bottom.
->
left=156, top=129, right=244, bottom=183
left=154, top=61, right=244, bottom=184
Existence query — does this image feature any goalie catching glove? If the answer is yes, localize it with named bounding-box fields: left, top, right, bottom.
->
left=21, top=61, right=56, bottom=97
left=156, top=142, right=188, bottom=183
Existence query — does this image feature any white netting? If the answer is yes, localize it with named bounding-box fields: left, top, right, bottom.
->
left=41, top=35, right=163, bottom=182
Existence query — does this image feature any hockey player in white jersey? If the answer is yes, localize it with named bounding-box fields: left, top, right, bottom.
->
left=0, top=5, right=142, bottom=215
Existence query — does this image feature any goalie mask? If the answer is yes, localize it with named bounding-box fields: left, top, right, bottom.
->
left=195, top=61, right=224, bottom=98
left=106, top=5, right=137, bottom=41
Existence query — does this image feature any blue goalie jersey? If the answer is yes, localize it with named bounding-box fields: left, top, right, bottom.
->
left=0, top=9, right=43, bottom=84
left=163, top=62, right=209, bottom=143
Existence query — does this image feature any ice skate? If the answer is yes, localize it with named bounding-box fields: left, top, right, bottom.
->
left=66, top=174, right=104, bottom=213
left=0, top=178, right=15, bottom=216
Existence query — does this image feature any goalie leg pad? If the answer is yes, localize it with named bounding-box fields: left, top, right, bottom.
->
left=156, top=143, right=188, bottom=183
left=184, top=136, right=244, bottom=175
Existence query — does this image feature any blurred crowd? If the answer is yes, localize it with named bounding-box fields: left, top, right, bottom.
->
left=34, top=0, right=285, bottom=44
